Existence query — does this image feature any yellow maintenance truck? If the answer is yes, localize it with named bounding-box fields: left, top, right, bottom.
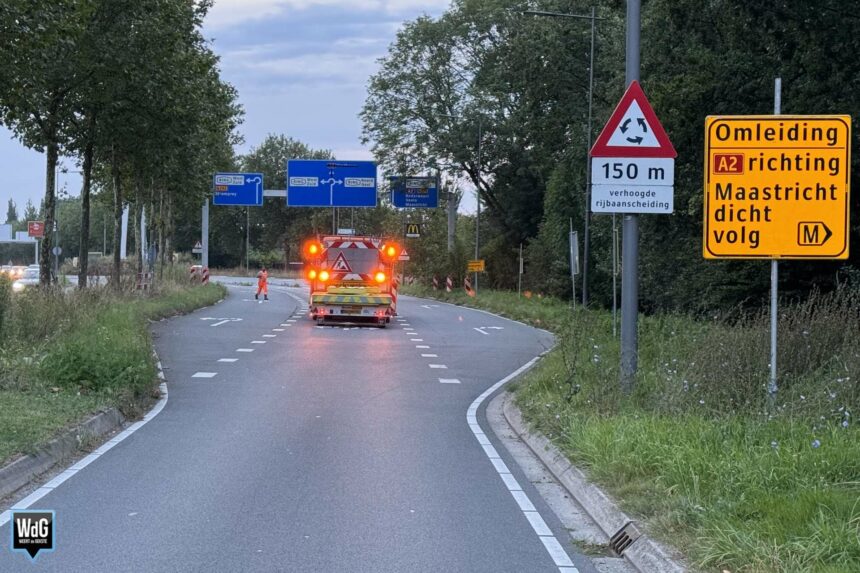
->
left=302, top=235, right=399, bottom=326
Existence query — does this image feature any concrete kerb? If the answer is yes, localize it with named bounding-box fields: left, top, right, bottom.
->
left=500, top=392, right=686, bottom=573
left=0, top=408, right=126, bottom=501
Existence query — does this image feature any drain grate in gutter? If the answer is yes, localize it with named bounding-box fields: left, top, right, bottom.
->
left=609, top=521, right=641, bottom=555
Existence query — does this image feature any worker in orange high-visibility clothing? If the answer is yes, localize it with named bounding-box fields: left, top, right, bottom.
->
left=255, top=266, right=269, bottom=300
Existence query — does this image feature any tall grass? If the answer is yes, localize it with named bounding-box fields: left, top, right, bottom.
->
left=407, top=282, right=860, bottom=572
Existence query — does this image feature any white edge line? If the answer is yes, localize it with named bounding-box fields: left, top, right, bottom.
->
left=466, top=356, right=578, bottom=573
left=0, top=379, right=170, bottom=528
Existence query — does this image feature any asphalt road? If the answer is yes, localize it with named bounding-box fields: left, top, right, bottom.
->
left=0, top=280, right=597, bottom=572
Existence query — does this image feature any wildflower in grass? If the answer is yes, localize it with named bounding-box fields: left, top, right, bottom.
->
left=771, top=440, right=778, bottom=449
left=842, top=420, right=849, bottom=428
left=699, top=399, right=705, bottom=405
left=812, top=439, right=821, bottom=448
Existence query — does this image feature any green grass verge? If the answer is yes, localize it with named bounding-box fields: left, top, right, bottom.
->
left=400, top=284, right=860, bottom=573
left=0, top=282, right=225, bottom=465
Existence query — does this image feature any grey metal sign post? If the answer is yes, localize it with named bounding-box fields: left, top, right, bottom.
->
left=620, top=0, right=641, bottom=392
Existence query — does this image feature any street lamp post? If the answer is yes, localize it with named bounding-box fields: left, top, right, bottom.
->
left=522, top=8, right=603, bottom=307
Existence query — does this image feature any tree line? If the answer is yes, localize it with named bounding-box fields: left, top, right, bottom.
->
left=361, top=0, right=860, bottom=312
left=0, top=0, right=241, bottom=287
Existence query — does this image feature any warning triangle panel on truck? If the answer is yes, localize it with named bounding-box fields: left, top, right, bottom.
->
left=590, top=81, right=676, bottom=158
left=331, top=252, right=353, bottom=272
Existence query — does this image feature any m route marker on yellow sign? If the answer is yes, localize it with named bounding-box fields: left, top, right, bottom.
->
left=704, top=115, right=851, bottom=259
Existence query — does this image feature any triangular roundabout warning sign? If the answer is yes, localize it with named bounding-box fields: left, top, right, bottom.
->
left=331, top=252, right=352, bottom=272
left=591, top=81, right=676, bottom=158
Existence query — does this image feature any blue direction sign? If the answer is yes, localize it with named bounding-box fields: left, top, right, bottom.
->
left=213, top=172, right=264, bottom=206
left=287, top=160, right=377, bottom=207
left=390, top=176, right=439, bottom=208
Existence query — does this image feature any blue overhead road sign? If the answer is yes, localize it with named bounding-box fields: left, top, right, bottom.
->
left=287, top=160, right=377, bottom=207
left=213, top=172, right=264, bottom=206
left=390, top=176, right=439, bottom=208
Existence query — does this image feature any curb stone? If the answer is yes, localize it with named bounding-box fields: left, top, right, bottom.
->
left=501, top=392, right=686, bottom=573
left=0, top=408, right=125, bottom=501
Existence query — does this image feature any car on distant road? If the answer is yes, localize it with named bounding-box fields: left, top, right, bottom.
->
left=12, top=268, right=40, bottom=292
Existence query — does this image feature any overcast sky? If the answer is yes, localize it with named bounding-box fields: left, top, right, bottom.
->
left=0, top=0, right=455, bottom=219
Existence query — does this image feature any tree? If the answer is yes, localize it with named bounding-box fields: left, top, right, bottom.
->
left=5, top=199, right=16, bottom=224
left=22, top=200, right=39, bottom=223
left=0, top=1, right=98, bottom=285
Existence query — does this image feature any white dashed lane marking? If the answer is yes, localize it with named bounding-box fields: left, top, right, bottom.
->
left=237, top=348, right=254, bottom=353
left=416, top=345, right=430, bottom=349
left=429, top=364, right=447, bottom=369
left=439, top=378, right=461, bottom=384
left=421, top=354, right=438, bottom=358
left=252, top=341, right=266, bottom=344
left=273, top=328, right=284, bottom=332
left=218, top=358, right=238, bottom=363
left=410, top=339, right=424, bottom=342
left=263, top=334, right=276, bottom=338
left=192, top=372, right=217, bottom=378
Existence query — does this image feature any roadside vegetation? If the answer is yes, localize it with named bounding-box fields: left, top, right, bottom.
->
left=402, top=284, right=860, bottom=573
left=0, top=270, right=224, bottom=465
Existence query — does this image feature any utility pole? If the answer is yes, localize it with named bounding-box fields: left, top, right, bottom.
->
left=521, top=8, right=602, bottom=306
left=201, top=199, right=209, bottom=269
left=620, top=0, right=641, bottom=392
left=474, top=119, right=482, bottom=296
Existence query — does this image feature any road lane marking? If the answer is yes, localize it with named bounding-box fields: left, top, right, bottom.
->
left=192, top=372, right=217, bottom=378
left=280, top=323, right=290, bottom=326
left=263, top=334, right=276, bottom=338
left=429, top=364, right=447, bottom=369
left=466, top=356, right=577, bottom=572
left=237, top=348, right=254, bottom=352
left=524, top=511, right=553, bottom=536
left=0, top=379, right=171, bottom=528
left=252, top=340, right=266, bottom=344
left=439, top=378, right=461, bottom=384
left=273, top=328, right=284, bottom=332
left=218, top=358, right=238, bottom=363
left=210, top=320, right=230, bottom=327
left=474, top=327, right=490, bottom=335
left=416, top=345, right=430, bottom=349
left=287, top=319, right=297, bottom=323
left=421, top=354, right=438, bottom=358
left=410, top=338, right=424, bottom=342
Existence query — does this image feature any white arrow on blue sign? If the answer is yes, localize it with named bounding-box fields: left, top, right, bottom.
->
left=213, top=172, right=264, bottom=206
left=287, top=160, right=377, bottom=207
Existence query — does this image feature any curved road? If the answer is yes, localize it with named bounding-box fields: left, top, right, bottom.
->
left=0, top=280, right=599, bottom=572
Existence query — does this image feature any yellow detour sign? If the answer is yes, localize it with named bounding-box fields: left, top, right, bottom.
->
left=467, top=259, right=486, bottom=273
left=704, top=115, right=851, bottom=259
